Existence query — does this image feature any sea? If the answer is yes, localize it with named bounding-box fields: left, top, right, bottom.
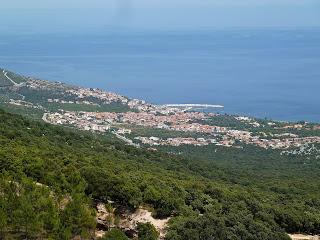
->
left=0, top=28, right=319, bottom=122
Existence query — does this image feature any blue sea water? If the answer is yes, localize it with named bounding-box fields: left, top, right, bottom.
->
left=0, top=29, right=319, bottom=122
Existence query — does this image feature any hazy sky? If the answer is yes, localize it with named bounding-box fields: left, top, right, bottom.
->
left=1, top=0, right=320, bottom=33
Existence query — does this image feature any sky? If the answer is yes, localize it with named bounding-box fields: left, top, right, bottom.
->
left=1, top=0, right=320, bottom=33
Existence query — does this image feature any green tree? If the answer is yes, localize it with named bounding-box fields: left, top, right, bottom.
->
left=60, top=193, right=96, bottom=239
left=137, top=222, right=159, bottom=240
left=102, top=228, right=128, bottom=240
left=0, top=205, right=7, bottom=239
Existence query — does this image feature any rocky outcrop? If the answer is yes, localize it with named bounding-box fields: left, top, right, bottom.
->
left=95, top=202, right=115, bottom=237
left=120, top=208, right=170, bottom=239
left=289, top=234, right=320, bottom=240
left=94, top=203, right=170, bottom=239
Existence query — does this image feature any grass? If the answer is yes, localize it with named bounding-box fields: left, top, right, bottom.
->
left=0, top=71, right=13, bottom=87
left=0, top=68, right=27, bottom=86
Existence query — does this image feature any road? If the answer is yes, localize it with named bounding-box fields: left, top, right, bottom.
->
left=2, top=70, right=18, bottom=86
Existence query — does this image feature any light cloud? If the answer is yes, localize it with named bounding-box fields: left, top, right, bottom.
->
left=0, top=0, right=319, bottom=32
left=2, top=0, right=319, bottom=9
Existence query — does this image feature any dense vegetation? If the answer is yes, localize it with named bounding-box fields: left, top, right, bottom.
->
left=102, top=229, right=128, bottom=240
left=0, top=101, right=45, bottom=119
left=1, top=109, right=320, bottom=239
left=137, top=223, right=159, bottom=240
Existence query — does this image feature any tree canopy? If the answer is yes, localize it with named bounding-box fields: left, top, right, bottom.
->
left=0, top=108, right=319, bottom=239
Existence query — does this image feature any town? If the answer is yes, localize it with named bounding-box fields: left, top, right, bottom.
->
left=4, top=77, right=320, bottom=152
left=43, top=110, right=320, bottom=151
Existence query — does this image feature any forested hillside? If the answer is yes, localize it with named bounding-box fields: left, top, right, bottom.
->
left=0, top=109, right=320, bottom=239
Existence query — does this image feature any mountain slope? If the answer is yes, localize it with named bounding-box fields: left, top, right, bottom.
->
left=1, top=109, right=320, bottom=239
left=0, top=68, right=27, bottom=87
left=0, top=68, right=320, bottom=239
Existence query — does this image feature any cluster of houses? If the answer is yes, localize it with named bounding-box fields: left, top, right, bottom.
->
left=224, top=129, right=320, bottom=149
left=47, top=98, right=99, bottom=106
left=26, top=79, right=68, bottom=91
left=44, top=110, right=320, bottom=150
left=25, top=78, right=195, bottom=115
left=134, top=136, right=217, bottom=147
left=66, top=88, right=128, bottom=105
left=44, top=110, right=226, bottom=135
left=43, top=112, right=111, bottom=132
left=15, top=78, right=320, bottom=150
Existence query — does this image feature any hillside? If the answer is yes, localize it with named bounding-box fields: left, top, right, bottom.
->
left=0, top=69, right=320, bottom=239
left=1, top=108, right=320, bottom=239
left=0, top=68, right=27, bottom=87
